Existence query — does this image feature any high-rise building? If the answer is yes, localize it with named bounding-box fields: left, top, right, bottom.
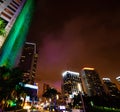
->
left=43, top=83, right=50, bottom=95
left=18, top=42, right=38, bottom=84
left=116, top=76, right=120, bottom=83
left=0, top=0, right=35, bottom=68
left=62, top=71, right=83, bottom=97
left=116, top=76, right=120, bottom=91
left=102, top=78, right=120, bottom=96
left=24, top=83, right=38, bottom=101
left=81, top=67, right=104, bottom=96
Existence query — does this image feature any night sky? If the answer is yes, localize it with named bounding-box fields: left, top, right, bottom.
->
left=27, top=0, right=120, bottom=96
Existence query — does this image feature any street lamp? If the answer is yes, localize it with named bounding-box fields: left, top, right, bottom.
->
left=79, top=92, right=86, bottom=112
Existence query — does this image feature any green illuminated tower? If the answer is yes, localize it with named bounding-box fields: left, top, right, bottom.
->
left=0, top=0, right=35, bottom=68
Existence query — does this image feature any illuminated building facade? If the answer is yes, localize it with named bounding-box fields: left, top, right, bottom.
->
left=81, top=67, right=104, bottom=96
left=24, top=83, right=38, bottom=101
left=102, top=78, right=120, bottom=96
left=116, top=76, right=120, bottom=83
left=62, top=71, right=83, bottom=97
left=0, top=0, right=35, bottom=68
left=18, top=42, right=38, bottom=84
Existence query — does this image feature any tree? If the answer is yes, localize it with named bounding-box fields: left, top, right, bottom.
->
left=42, top=88, right=58, bottom=111
left=72, top=93, right=82, bottom=108
left=0, top=66, right=26, bottom=110
left=0, top=18, right=6, bottom=36
left=42, top=87, right=58, bottom=99
left=0, top=66, right=11, bottom=101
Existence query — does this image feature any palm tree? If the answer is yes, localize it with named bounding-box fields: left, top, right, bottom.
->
left=0, top=18, right=6, bottom=36
left=42, top=88, right=58, bottom=99
left=42, top=87, right=58, bottom=111
left=0, top=66, right=26, bottom=110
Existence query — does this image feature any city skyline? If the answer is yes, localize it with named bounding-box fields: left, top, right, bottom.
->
left=27, top=1, right=120, bottom=95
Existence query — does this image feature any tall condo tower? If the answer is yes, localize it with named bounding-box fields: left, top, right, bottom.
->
left=116, top=76, right=120, bottom=83
left=62, top=71, right=83, bottom=97
left=116, top=76, right=120, bottom=90
left=18, top=42, right=38, bottom=84
left=0, top=0, right=35, bottom=68
left=102, top=78, right=120, bottom=96
left=81, top=67, right=104, bottom=96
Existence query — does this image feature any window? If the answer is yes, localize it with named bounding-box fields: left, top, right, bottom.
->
left=12, top=0, right=20, bottom=6
left=10, top=3, right=18, bottom=9
left=1, top=12, right=11, bottom=20
left=15, top=0, right=21, bottom=3
left=4, top=8, right=14, bottom=16
left=7, top=5, right=16, bottom=12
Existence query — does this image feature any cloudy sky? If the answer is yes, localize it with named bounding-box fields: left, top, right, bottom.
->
left=27, top=0, right=120, bottom=95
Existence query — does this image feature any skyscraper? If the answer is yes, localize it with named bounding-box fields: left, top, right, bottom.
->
left=81, top=67, right=104, bottom=96
left=116, top=76, right=120, bottom=83
left=62, top=71, right=83, bottom=97
left=102, top=78, right=120, bottom=96
left=0, top=0, right=35, bottom=68
left=18, top=42, right=38, bottom=84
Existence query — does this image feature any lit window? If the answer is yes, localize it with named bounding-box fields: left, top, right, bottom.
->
left=16, top=0, right=21, bottom=3
left=4, top=8, right=14, bottom=16
left=12, top=0, right=20, bottom=6
left=10, top=2, right=18, bottom=9
left=1, top=12, right=11, bottom=20
left=7, top=5, right=16, bottom=12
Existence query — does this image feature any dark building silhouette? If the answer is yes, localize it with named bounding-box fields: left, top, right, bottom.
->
left=18, top=42, right=38, bottom=84
left=102, top=78, right=120, bottom=96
